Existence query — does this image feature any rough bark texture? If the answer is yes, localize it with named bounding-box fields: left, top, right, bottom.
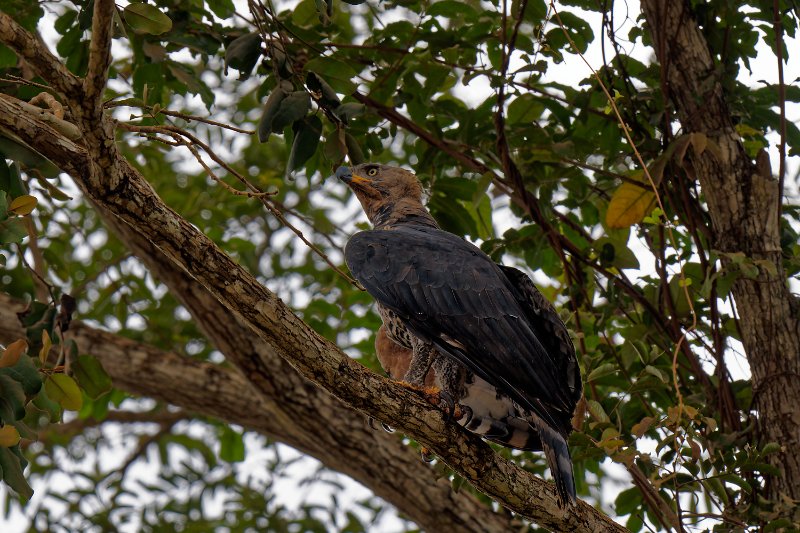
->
left=0, top=293, right=516, bottom=533
left=640, top=0, right=800, bottom=501
left=0, top=10, right=627, bottom=533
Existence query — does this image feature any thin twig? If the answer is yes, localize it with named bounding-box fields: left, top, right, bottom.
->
left=0, top=74, right=54, bottom=92
left=105, top=101, right=256, bottom=134
left=773, top=0, right=787, bottom=217
left=16, top=241, right=56, bottom=303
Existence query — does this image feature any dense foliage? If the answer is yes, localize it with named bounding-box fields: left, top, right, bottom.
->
left=0, top=0, right=798, bottom=530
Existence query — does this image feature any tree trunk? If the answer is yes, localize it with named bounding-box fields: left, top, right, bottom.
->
left=640, top=0, right=800, bottom=502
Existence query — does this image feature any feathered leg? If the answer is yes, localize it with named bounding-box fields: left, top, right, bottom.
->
left=403, top=337, right=436, bottom=386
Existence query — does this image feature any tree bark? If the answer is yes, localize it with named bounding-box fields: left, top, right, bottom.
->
left=0, top=11, right=626, bottom=532
left=0, top=293, right=516, bottom=533
left=640, top=0, right=800, bottom=502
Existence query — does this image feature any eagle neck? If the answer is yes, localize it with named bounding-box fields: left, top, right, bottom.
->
left=372, top=202, right=440, bottom=230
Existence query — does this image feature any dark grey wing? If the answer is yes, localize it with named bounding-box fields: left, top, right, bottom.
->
left=498, top=265, right=583, bottom=407
left=345, top=226, right=576, bottom=430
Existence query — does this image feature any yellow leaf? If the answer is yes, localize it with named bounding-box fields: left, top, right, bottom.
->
left=631, top=416, right=656, bottom=438
left=689, top=132, right=707, bottom=156
left=0, top=425, right=20, bottom=447
left=735, top=123, right=762, bottom=137
left=8, top=194, right=38, bottom=216
left=606, top=177, right=656, bottom=229
left=683, top=405, right=699, bottom=419
left=39, top=330, right=52, bottom=365
left=45, top=374, right=83, bottom=411
left=0, top=339, right=27, bottom=368
left=667, top=405, right=682, bottom=426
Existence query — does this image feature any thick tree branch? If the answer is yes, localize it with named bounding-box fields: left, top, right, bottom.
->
left=0, top=12, right=82, bottom=101
left=0, top=292, right=519, bottom=533
left=84, top=0, right=116, bottom=116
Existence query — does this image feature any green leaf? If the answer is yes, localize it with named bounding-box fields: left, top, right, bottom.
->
left=31, top=387, right=62, bottom=423
left=44, top=374, right=83, bottom=411
left=132, top=63, right=165, bottom=104
left=507, top=94, right=544, bottom=124
left=587, top=399, right=610, bottom=424
left=303, top=58, right=356, bottom=93
left=587, top=363, right=617, bottom=382
left=71, top=355, right=113, bottom=399
left=761, top=442, right=782, bottom=456
left=0, top=355, right=42, bottom=397
left=0, top=135, right=59, bottom=177
left=515, top=0, right=547, bottom=24
left=427, top=1, right=477, bottom=19
left=78, top=0, right=95, bottom=30
left=57, top=25, right=83, bottom=57
left=344, top=133, right=365, bottom=165
left=429, top=194, right=478, bottom=238
left=287, top=115, right=322, bottom=175
left=0, top=373, right=29, bottom=423
left=0, top=446, right=33, bottom=500
left=224, top=33, right=262, bottom=78
left=270, top=91, right=311, bottom=133
left=207, top=0, right=235, bottom=18
left=0, top=218, right=27, bottom=244
left=218, top=426, right=245, bottom=462
left=643, top=365, right=669, bottom=384
left=0, top=159, right=10, bottom=193
left=723, top=473, right=752, bottom=493
left=123, top=3, right=173, bottom=35
left=614, top=486, right=642, bottom=515
left=5, top=162, right=26, bottom=198
left=12, top=421, right=36, bottom=442
left=594, top=237, right=640, bottom=270
left=257, top=84, right=291, bottom=142
left=546, top=10, right=594, bottom=54
left=0, top=45, right=17, bottom=69
left=700, top=475, right=727, bottom=504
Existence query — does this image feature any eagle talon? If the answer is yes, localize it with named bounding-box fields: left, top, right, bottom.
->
left=457, top=405, right=473, bottom=425
left=438, top=390, right=457, bottom=420
left=367, top=416, right=395, bottom=433
left=424, top=389, right=463, bottom=421
left=420, top=447, right=435, bottom=463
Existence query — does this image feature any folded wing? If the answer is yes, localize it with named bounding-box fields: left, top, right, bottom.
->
left=345, top=225, right=579, bottom=433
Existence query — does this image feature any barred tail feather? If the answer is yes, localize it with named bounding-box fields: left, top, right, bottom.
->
left=530, top=417, right=576, bottom=507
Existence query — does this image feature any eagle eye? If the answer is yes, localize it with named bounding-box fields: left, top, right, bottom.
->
left=367, top=167, right=378, bottom=177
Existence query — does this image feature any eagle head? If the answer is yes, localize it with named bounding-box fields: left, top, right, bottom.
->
left=335, top=163, right=434, bottom=228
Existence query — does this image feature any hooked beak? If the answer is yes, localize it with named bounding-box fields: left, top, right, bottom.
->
left=334, top=166, right=372, bottom=186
